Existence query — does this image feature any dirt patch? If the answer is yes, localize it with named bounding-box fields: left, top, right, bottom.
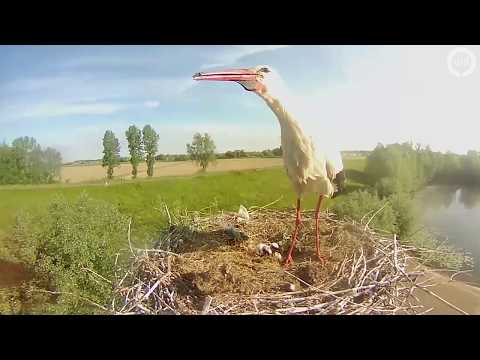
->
left=61, top=158, right=283, bottom=183
left=0, top=260, right=32, bottom=288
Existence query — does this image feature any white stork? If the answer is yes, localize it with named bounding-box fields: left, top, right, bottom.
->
left=193, top=65, right=345, bottom=267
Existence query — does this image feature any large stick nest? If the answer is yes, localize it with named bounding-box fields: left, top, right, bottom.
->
left=112, top=207, right=429, bottom=315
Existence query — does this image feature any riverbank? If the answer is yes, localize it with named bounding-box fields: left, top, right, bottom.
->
left=410, top=266, right=480, bottom=314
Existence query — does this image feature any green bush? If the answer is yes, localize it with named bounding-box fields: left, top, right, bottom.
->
left=331, top=189, right=470, bottom=270
left=0, top=284, right=49, bottom=315
left=331, top=190, right=398, bottom=234
left=388, top=192, right=417, bottom=237
left=365, top=142, right=480, bottom=190
left=11, top=193, right=130, bottom=314
left=332, top=189, right=418, bottom=239
left=375, top=177, right=403, bottom=198
left=0, top=137, right=62, bottom=185
left=0, top=288, right=23, bottom=314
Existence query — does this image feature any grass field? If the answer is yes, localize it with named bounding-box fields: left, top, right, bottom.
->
left=0, top=157, right=367, bottom=247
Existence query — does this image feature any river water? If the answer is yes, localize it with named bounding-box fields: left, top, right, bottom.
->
left=416, top=185, right=480, bottom=278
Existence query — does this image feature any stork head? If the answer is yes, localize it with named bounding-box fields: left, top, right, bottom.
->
left=193, top=65, right=273, bottom=95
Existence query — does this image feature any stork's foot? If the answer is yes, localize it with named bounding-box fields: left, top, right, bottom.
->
left=316, top=252, right=328, bottom=267
left=284, top=255, right=294, bottom=269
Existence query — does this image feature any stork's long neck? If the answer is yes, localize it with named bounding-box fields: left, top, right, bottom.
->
left=257, top=91, right=304, bottom=138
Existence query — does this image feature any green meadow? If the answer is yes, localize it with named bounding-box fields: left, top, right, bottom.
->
left=0, top=158, right=367, bottom=247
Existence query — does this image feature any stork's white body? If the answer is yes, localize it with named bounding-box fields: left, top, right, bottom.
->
left=258, top=91, right=341, bottom=199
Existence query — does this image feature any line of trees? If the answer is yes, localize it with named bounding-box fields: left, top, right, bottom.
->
left=155, top=154, right=189, bottom=162
left=220, top=147, right=282, bottom=159
left=364, top=142, right=480, bottom=198
left=0, top=137, right=62, bottom=185
left=155, top=147, right=283, bottom=162
left=102, top=125, right=159, bottom=180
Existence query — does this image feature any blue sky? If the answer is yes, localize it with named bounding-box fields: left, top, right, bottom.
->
left=1, top=45, right=479, bottom=162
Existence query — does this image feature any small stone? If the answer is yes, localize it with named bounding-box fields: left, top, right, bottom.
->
left=256, top=243, right=272, bottom=256
left=273, top=252, right=282, bottom=262
left=286, top=283, right=296, bottom=292
left=224, top=226, right=248, bottom=241
left=264, top=246, right=272, bottom=256
left=271, top=242, right=280, bottom=251
left=255, top=244, right=264, bottom=256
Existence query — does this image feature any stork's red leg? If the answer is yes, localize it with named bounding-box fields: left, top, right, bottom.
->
left=285, top=199, right=302, bottom=268
left=315, top=195, right=326, bottom=265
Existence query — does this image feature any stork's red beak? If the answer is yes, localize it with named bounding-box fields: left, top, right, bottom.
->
left=193, top=68, right=257, bottom=82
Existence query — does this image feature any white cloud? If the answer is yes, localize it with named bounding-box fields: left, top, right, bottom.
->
left=20, top=102, right=124, bottom=119
left=144, top=100, right=160, bottom=108
left=0, top=74, right=194, bottom=123
left=4, top=74, right=192, bottom=102
left=61, top=55, right=155, bottom=69
left=201, top=45, right=289, bottom=69
left=1, top=45, right=287, bottom=124
left=3, top=75, right=90, bottom=94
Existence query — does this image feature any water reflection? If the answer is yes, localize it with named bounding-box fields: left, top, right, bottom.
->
left=418, top=186, right=480, bottom=211
left=417, top=185, right=480, bottom=277
left=418, top=185, right=459, bottom=210
left=459, top=187, right=480, bottom=209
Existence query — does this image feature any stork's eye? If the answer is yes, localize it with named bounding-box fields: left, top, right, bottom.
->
left=259, top=67, right=270, bottom=73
